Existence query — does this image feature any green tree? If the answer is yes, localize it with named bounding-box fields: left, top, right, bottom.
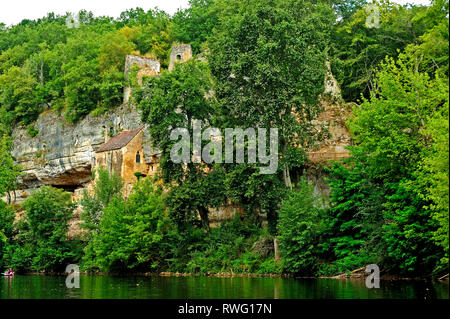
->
left=328, top=44, right=448, bottom=275
left=331, top=0, right=443, bottom=102
left=208, top=0, right=334, bottom=188
left=98, top=29, right=136, bottom=74
left=0, top=201, right=15, bottom=269
left=63, top=56, right=101, bottom=122
left=21, top=186, right=80, bottom=272
left=0, top=66, right=39, bottom=124
left=323, top=161, right=386, bottom=274
left=82, top=179, right=171, bottom=272
left=205, top=0, right=335, bottom=235
left=223, top=164, right=285, bottom=234
left=418, top=86, right=449, bottom=267
left=80, top=167, right=123, bottom=234
left=83, top=197, right=129, bottom=272
left=121, top=179, right=171, bottom=271
left=0, top=135, right=22, bottom=203
left=135, top=59, right=223, bottom=229
left=172, top=0, right=219, bottom=54
left=277, top=179, right=325, bottom=275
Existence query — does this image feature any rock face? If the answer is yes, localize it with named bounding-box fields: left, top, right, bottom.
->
left=11, top=104, right=154, bottom=192
left=307, top=62, right=351, bottom=163
left=307, top=99, right=352, bottom=163
left=303, top=63, right=352, bottom=200
left=124, top=55, right=160, bottom=78
left=323, top=61, right=341, bottom=99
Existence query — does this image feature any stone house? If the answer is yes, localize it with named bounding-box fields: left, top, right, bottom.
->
left=95, top=126, right=159, bottom=184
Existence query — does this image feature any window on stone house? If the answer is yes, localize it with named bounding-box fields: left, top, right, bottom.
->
left=136, top=151, right=141, bottom=163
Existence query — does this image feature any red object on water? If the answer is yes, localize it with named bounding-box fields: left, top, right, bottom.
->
left=2, top=271, right=14, bottom=276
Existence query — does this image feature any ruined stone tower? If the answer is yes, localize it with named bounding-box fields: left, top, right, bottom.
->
left=123, top=55, right=160, bottom=103
left=168, top=44, right=193, bottom=72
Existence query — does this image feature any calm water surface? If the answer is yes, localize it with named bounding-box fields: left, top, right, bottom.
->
left=0, top=275, right=448, bottom=299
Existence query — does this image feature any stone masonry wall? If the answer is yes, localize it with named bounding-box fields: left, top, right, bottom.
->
left=123, top=55, right=160, bottom=103
left=168, top=44, right=193, bottom=71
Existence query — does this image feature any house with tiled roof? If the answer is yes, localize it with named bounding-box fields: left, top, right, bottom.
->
left=95, top=126, right=158, bottom=184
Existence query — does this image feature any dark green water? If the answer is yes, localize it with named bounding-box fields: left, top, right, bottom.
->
left=0, top=275, right=448, bottom=299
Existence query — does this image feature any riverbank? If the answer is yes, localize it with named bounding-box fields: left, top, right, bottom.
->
left=20, top=269, right=450, bottom=282
left=24, top=270, right=290, bottom=278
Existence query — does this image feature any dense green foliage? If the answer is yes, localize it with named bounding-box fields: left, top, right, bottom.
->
left=0, top=0, right=448, bottom=278
left=0, top=136, right=21, bottom=202
left=172, top=0, right=219, bottom=54
left=277, top=179, right=326, bottom=275
left=82, top=179, right=172, bottom=272
left=80, top=168, right=124, bottom=234
left=80, top=175, right=279, bottom=274
left=0, top=9, right=174, bottom=125
left=0, top=201, right=15, bottom=270
left=321, top=26, right=449, bottom=275
left=331, top=0, right=448, bottom=102
left=1, top=187, right=82, bottom=272
left=421, top=102, right=449, bottom=266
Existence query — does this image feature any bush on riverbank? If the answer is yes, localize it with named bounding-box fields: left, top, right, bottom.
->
left=277, top=179, right=326, bottom=276
left=81, top=178, right=171, bottom=272
left=1, top=187, right=83, bottom=272
left=180, top=217, right=281, bottom=275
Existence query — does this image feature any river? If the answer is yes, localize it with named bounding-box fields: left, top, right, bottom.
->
left=0, top=275, right=448, bottom=299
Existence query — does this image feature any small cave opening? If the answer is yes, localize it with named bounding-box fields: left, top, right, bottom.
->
left=50, top=184, right=81, bottom=193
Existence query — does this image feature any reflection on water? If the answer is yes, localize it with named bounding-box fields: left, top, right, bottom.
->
left=0, top=275, right=448, bottom=299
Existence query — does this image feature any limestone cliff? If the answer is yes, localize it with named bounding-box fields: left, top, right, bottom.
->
left=307, top=61, right=351, bottom=163
left=10, top=103, right=155, bottom=201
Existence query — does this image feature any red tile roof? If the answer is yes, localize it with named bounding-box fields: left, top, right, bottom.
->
left=96, top=126, right=143, bottom=153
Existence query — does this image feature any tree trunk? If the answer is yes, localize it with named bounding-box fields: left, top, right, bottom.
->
left=281, top=142, right=292, bottom=189
left=40, top=61, right=44, bottom=86
left=274, top=237, right=281, bottom=262
left=198, top=206, right=210, bottom=231
left=283, top=168, right=292, bottom=189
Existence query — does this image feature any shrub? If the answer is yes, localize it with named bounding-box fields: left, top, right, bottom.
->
left=0, top=201, right=15, bottom=269
left=80, top=167, right=123, bottom=233
left=19, top=186, right=81, bottom=272
left=277, top=179, right=325, bottom=275
left=82, top=179, right=172, bottom=272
